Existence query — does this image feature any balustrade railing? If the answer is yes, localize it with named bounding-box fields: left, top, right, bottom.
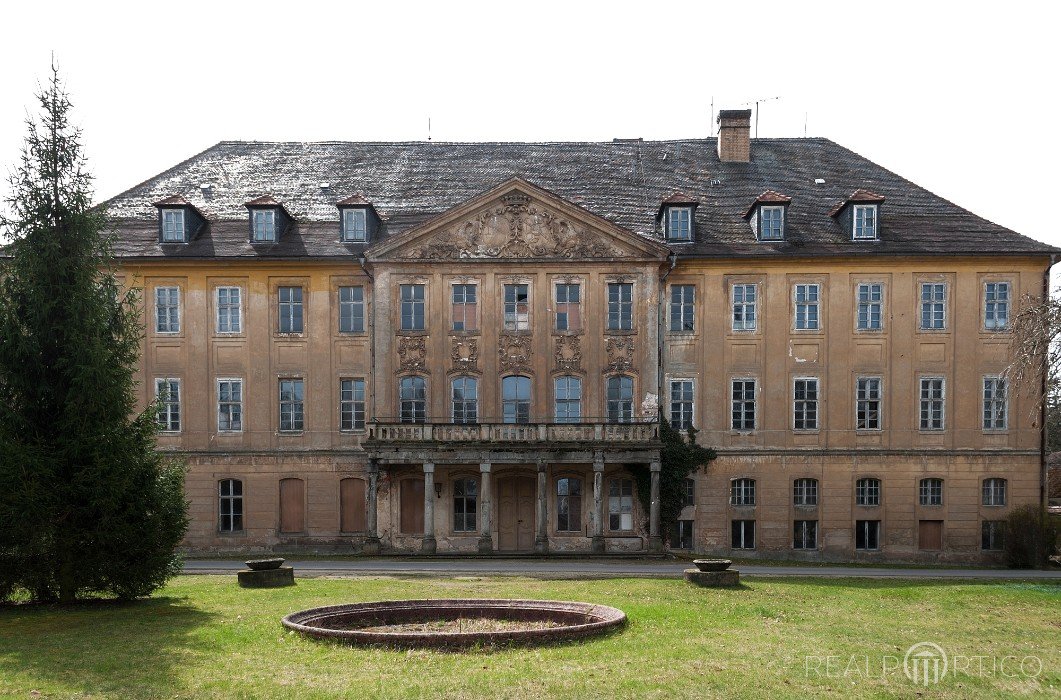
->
left=367, top=418, right=659, bottom=444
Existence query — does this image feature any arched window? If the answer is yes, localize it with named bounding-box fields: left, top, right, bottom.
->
left=339, top=478, right=366, bottom=532
left=218, top=479, right=243, bottom=533
left=607, top=375, right=634, bottom=423
left=982, top=478, right=1007, bottom=506
left=502, top=375, right=531, bottom=424
left=452, top=477, right=478, bottom=532
left=399, top=376, right=426, bottom=423
left=793, top=478, right=818, bottom=507
left=919, top=478, right=944, bottom=506
left=554, top=376, right=582, bottom=423
left=730, top=478, right=755, bottom=506
left=556, top=477, right=583, bottom=532
left=451, top=377, right=478, bottom=424
left=856, top=478, right=881, bottom=506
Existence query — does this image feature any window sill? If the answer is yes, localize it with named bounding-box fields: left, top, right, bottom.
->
left=604, top=329, right=637, bottom=336
left=855, top=429, right=883, bottom=435
left=214, top=332, right=245, bottom=338
left=217, top=531, right=246, bottom=537
left=397, top=329, right=429, bottom=336
left=449, top=330, right=481, bottom=337
left=551, top=329, right=585, bottom=336
left=216, top=431, right=243, bottom=436
left=500, top=329, right=533, bottom=336
left=337, top=331, right=369, bottom=337
left=339, top=429, right=367, bottom=435
left=274, top=333, right=306, bottom=339
left=277, top=431, right=305, bottom=436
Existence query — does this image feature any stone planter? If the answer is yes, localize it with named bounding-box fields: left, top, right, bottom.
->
left=692, top=559, right=732, bottom=572
left=684, top=568, right=740, bottom=588
left=245, top=557, right=285, bottom=571
left=238, top=566, right=295, bottom=588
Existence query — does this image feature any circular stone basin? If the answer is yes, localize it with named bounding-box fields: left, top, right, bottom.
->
left=282, top=599, right=626, bottom=648
left=245, top=558, right=285, bottom=571
left=693, top=559, right=732, bottom=572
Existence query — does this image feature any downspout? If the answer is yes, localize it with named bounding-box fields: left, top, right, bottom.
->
left=658, top=252, right=678, bottom=409
left=1041, top=254, right=1057, bottom=528
left=359, top=254, right=375, bottom=427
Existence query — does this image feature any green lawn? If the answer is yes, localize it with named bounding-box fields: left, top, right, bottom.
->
left=0, top=575, right=1057, bottom=699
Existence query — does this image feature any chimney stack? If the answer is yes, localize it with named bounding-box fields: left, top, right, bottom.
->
left=717, top=109, right=752, bottom=162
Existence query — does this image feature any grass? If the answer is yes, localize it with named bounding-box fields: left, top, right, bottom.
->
left=0, top=575, right=1057, bottom=699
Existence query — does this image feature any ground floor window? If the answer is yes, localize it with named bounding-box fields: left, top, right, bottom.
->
left=556, top=477, right=583, bottom=532
left=218, top=479, right=243, bottom=533
left=453, top=477, right=478, bottom=532
left=793, top=520, right=817, bottom=549
left=731, top=519, right=755, bottom=549
left=981, top=520, right=1006, bottom=551
left=855, top=520, right=880, bottom=550
left=608, top=478, right=633, bottom=531
left=672, top=520, right=693, bottom=549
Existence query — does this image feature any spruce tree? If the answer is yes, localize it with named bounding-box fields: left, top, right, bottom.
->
left=0, top=66, right=188, bottom=603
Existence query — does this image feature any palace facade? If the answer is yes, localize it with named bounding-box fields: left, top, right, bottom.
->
left=106, top=110, right=1057, bottom=561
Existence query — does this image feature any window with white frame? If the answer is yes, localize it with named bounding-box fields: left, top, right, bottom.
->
left=855, top=478, right=881, bottom=506
left=730, top=478, right=755, bottom=506
left=217, top=379, right=242, bottom=432
left=919, top=478, right=943, bottom=506
left=670, top=379, right=693, bottom=431
left=451, top=284, right=477, bottom=332
left=556, top=477, right=582, bottom=532
left=452, top=477, right=478, bottom=532
left=856, top=377, right=882, bottom=430
left=155, top=378, right=180, bottom=432
left=607, top=283, right=633, bottom=330
left=216, top=287, right=241, bottom=333
left=732, top=283, right=757, bottom=331
left=793, top=520, right=817, bottom=549
left=555, top=283, right=581, bottom=331
left=608, top=375, right=635, bottom=423
left=856, top=283, right=883, bottom=330
left=793, top=378, right=819, bottom=430
left=251, top=209, right=276, bottom=242
left=682, top=478, right=695, bottom=507
left=608, top=478, right=634, bottom=531
left=666, top=207, right=692, bottom=241
left=794, top=284, right=820, bottom=330
left=218, top=479, right=243, bottom=532
left=554, top=376, right=582, bottom=423
left=161, top=209, right=185, bottom=242
left=341, top=208, right=367, bottom=242
left=399, top=376, right=427, bottom=424
left=451, top=376, right=477, bottom=424
left=502, top=375, right=531, bottom=424
left=982, top=478, right=1007, bottom=506
left=731, top=519, right=755, bottom=549
left=503, top=284, right=530, bottom=331
left=981, top=521, right=1005, bottom=551
left=855, top=520, right=880, bottom=549
left=279, top=379, right=304, bottom=432
left=984, top=282, right=1010, bottom=330
left=759, top=206, right=784, bottom=240
left=339, top=286, right=365, bottom=333
left=670, top=285, right=695, bottom=332
left=155, top=286, right=180, bottom=333
left=793, top=478, right=818, bottom=507
left=340, top=378, right=366, bottom=430
left=920, top=283, right=946, bottom=330
left=983, top=377, right=1007, bottom=430
left=919, top=377, right=945, bottom=431
left=731, top=379, right=756, bottom=431
left=673, top=520, right=693, bottom=549
left=278, top=286, right=303, bottom=333
left=853, top=204, right=877, bottom=239
left=400, top=284, right=425, bottom=331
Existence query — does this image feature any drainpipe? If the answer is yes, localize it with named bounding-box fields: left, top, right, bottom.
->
left=359, top=254, right=376, bottom=429
left=1041, top=254, right=1057, bottom=536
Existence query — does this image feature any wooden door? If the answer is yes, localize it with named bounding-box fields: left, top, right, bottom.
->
left=918, top=520, right=943, bottom=551
left=279, top=478, right=305, bottom=533
left=498, top=475, right=535, bottom=551
left=340, top=478, right=367, bottom=533
left=401, top=479, right=425, bottom=534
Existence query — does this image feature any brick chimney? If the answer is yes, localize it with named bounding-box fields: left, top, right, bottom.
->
left=717, top=109, right=752, bottom=162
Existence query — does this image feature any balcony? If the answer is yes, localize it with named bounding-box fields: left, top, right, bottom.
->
left=366, top=418, right=660, bottom=447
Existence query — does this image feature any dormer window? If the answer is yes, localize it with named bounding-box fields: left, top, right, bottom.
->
left=760, top=206, right=784, bottom=240
left=829, top=189, right=885, bottom=242
left=161, top=209, right=185, bottom=242
left=853, top=205, right=878, bottom=239
left=252, top=209, right=276, bottom=242
left=667, top=207, right=692, bottom=241
left=336, top=194, right=381, bottom=244
left=342, top=208, right=367, bottom=242
left=153, top=195, right=205, bottom=244
left=245, top=195, right=290, bottom=244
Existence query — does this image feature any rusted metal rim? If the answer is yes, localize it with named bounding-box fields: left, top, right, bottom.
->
left=281, top=598, right=626, bottom=648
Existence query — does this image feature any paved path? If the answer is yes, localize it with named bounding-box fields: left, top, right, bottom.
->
left=183, top=558, right=1061, bottom=580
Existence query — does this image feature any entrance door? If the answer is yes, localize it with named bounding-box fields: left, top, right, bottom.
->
left=918, top=520, right=943, bottom=551
left=497, top=475, right=536, bottom=551
left=401, top=479, right=425, bottom=534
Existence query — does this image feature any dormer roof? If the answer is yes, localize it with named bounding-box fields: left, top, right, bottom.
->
left=656, top=192, right=699, bottom=221
left=245, top=195, right=284, bottom=208
left=743, top=190, right=792, bottom=218
left=828, top=189, right=886, bottom=217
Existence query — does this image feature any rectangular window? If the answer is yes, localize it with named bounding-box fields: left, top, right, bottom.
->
left=667, top=207, right=692, bottom=241
left=451, top=377, right=478, bottom=424
left=919, top=378, right=945, bottom=430
left=855, top=520, right=881, bottom=550
left=983, top=377, right=1007, bottom=430
left=793, top=520, right=818, bottom=549
left=452, top=478, right=478, bottom=533
left=279, top=379, right=304, bottom=432
left=682, top=478, right=695, bottom=508
left=339, top=286, right=365, bottom=333
left=216, top=287, right=241, bottom=333
left=670, top=285, right=695, bottom=332
left=731, top=379, right=756, bottom=431
left=278, top=286, right=304, bottom=333
left=155, top=378, right=180, bottom=432
left=399, top=377, right=427, bottom=424
left=982, top=478, right=1007, bottom=506
left=608, top=478, right=634, bottom=531
left=155, top=286, right=180, bottom=333
left=853, top=205, right=877, bottom=239
left=217, top=379, right=242, bottom=432
left=161, top=209, right=185, bottom=242
left=342, top=208, right=367, bottom=242
left=555, top=283, right=581, bottom=331
left=730, top=478, right=755, bottom=506
left=218, top=479, right=243, bottom=533
left=400, top=284, right=425, bottom=331
left=607, top=376, right=635, bottom=423
left=252, top=209, right=276, bottom=242
left=673, top=520, right=693, bottom=549
left=981, top=520, right=1005, bottom=551
left=920, top=283, right=946, bottom=330
left=554, top=376, right=582, bottom=423
left=607, top=283, right=633, bottom=330
left=856, top=478, right=881, bottom=507
left=556, top=478, right=582, bottom=532
left=793, top=378, right=819, bottom=430
left=731, top=520, right=755, bottom=549
left=340, top=378, right=366, bottom=431
left=794, top=284, right=820, bottom=330
left=919, top=478, right=943, bottom=506
left=451, top=284, right=478, bottom=331
left=793, top=478, right=818, bottom=507
left=984, top=282, right=1010, bottom=329
left=503, top=284, right=530, bottom=331
left=732, top=283, right=757, bottom=331
left=856, top=283, right=883, bottom=330
left=669, top=379, right=693, bottom=431
left=856, top=377, right=882, bottom=430
left=760, top=206, right=784, bottom=240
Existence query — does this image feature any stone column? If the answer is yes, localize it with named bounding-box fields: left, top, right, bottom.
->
left=649, top=460, right=663, bottom=552
left=591, top=453, right=606, bottom=554
left=478, top=462, right=493, bottom=554
left=363, top=460, right=381, bottom=555
left=421, top=462, right=437, bottom=554
left=534, top=460, right=549, bottom=554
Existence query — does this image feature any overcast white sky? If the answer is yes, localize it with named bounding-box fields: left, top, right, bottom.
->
left=1, top=1, right=1059, bottom=251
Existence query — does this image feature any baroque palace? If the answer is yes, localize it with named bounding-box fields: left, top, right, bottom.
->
left=106, top=110, right=1056, bottom=561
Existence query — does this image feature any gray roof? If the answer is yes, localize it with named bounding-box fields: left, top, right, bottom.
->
left=102, top=138, right=1058, bottom=260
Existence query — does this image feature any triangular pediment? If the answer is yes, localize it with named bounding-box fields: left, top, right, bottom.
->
left=366, top=178, right=670, bottom=262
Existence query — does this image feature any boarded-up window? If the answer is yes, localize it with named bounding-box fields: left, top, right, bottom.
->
left=918, top=520, right=943, bottom=551
left=279, top=478, right=305, bottom=533
left=401, top=479, right=425, bottom=534
left=340, top=478, right=367, bottom=533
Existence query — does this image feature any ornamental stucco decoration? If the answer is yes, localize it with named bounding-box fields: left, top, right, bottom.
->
left=604, top=336, right=634, bottom=374
left=397, top=335, right=428, bottom=373
left=450, top=337, right=479, bottom=372
left=554, top=335, right=583, bottom=372
left=498, top=333, right=532, bottom=372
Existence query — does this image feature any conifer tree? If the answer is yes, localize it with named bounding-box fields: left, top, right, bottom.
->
left=0, top=65, right=188, bottom=603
